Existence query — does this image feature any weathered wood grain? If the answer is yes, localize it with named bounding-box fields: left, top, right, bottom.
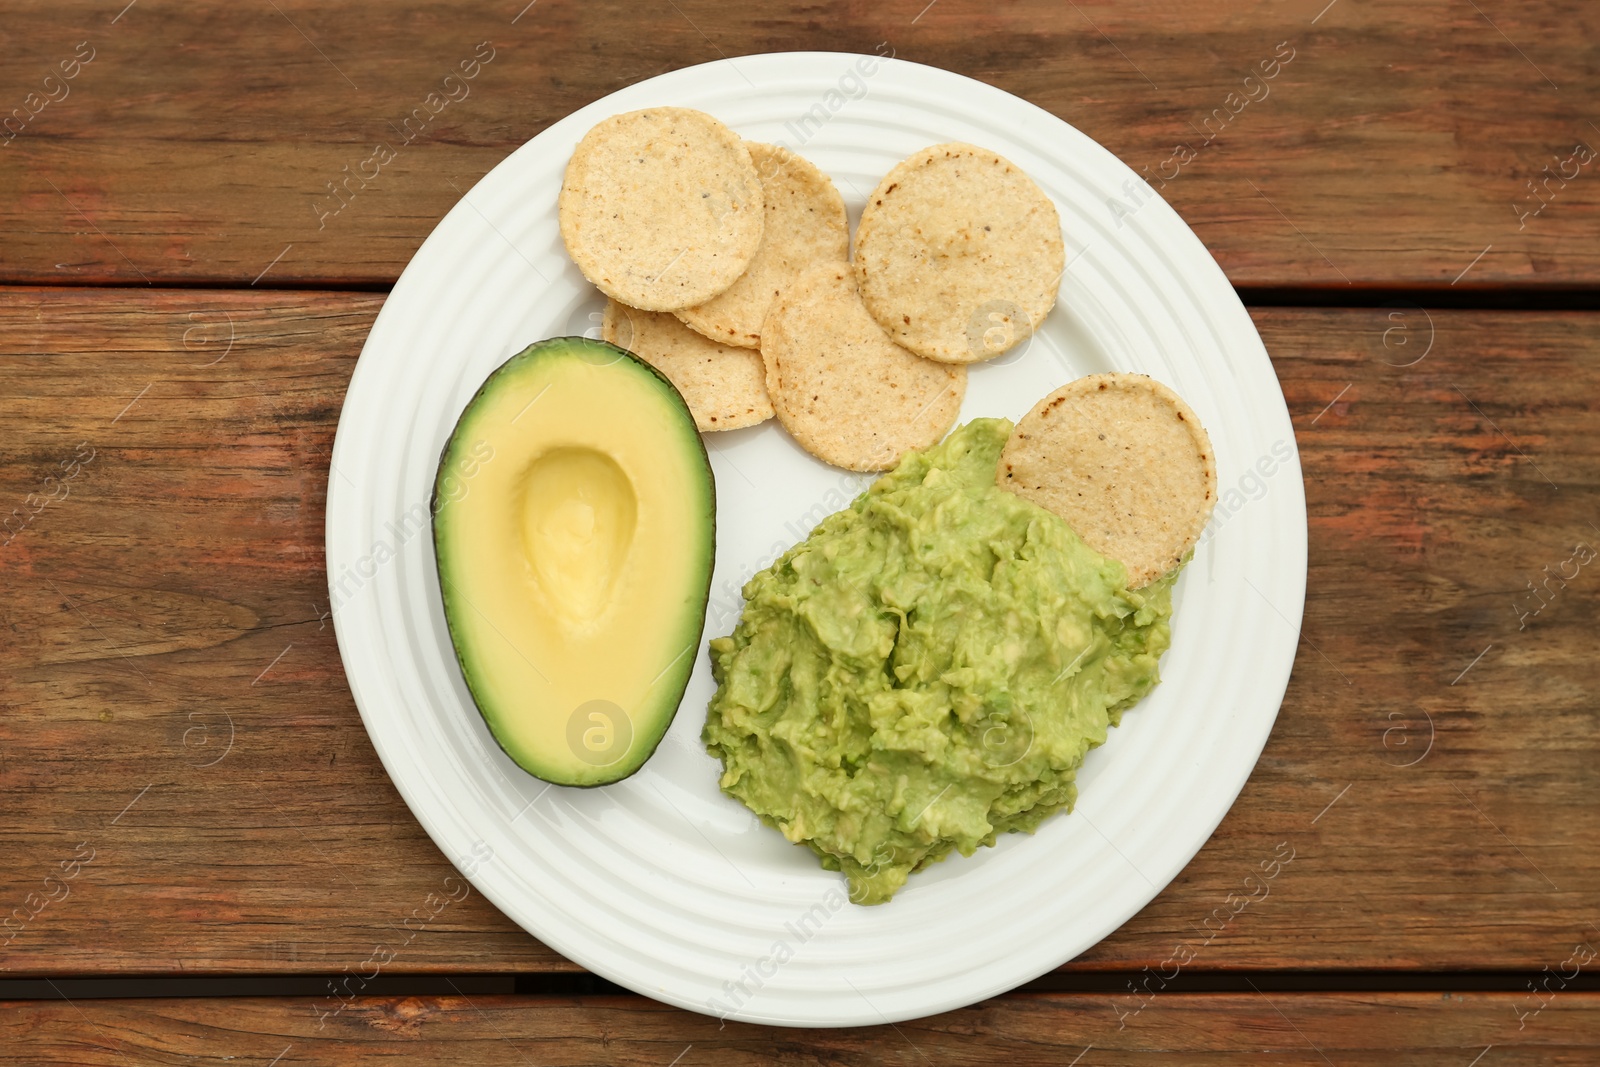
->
left=0, top=1, right=1596, bottom=288
left=0, top=287, right=571, bottom=975
left=1, top=290, right=1598, bottom=978
left=5, top=992, right=1599, bottom=1065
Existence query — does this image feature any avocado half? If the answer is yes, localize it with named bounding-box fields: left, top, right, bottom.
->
left=432, top=337, right=715, bottom=787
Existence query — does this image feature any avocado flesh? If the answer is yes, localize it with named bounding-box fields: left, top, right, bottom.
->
left=433, top=337, right=715, bottom=787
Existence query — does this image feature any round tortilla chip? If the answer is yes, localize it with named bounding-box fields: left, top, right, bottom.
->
left=675, top=143, right=849, bottom=349
left=853, top=142, right=1064, bottom=364
left=761, top=264, right=966, bottom=471
left=997, top=374, right=1217, bottom=587
left=603, top=300, right=772, bottom=432
left=560, top=108, right=764, bottom=312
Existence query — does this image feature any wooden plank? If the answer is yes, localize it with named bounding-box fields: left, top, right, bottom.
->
left=5, top=992, right=1600, bottom=1064
left=0, top=1, right=1597, bottom=289
left=1, top=290, right=1598, bottom=976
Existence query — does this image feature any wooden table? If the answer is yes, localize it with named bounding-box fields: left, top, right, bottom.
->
left=4, top=1, right=1598, bottom=1062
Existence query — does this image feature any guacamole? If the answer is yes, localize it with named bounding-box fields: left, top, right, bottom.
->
left=703, top=419, right=1175, bottom=905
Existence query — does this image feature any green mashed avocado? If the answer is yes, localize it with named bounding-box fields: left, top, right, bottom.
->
left=703, top=418, right=1176, bottom=905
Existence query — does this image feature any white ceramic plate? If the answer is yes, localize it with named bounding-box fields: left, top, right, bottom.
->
left=327, top=52, right=1306, bottom=1028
